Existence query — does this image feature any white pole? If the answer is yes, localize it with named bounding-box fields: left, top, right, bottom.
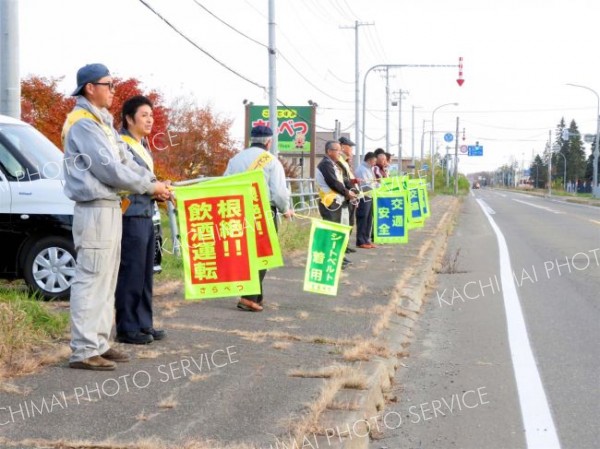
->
left=268, top=0, right=278, bottom=156
left=0, top=0, right=20, bottom=119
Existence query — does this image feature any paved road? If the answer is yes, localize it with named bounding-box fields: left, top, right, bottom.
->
left=372, top=189, right=600, bottom=449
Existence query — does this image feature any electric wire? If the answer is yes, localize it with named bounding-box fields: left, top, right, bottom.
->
left=182, top=0, right=355, bottom=103
left=191, top=0, right=267, bottom=49
left=138, top=0, right=266, bottom=91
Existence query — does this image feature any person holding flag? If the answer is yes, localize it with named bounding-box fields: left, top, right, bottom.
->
left=316, top=141, right=357, bottom=269
left=223, top=125, right=293, bottom=312
left=62, top=64, right=170, bottom=371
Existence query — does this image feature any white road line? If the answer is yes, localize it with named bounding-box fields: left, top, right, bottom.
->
left=478, top=198, right=496, bottom=215
left=476, top=199, right=561, bottom=449
left=513, top=199, right=564, bottom=214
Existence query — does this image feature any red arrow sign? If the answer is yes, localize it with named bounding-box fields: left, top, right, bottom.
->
left=457, top=79, right=464, bottom=86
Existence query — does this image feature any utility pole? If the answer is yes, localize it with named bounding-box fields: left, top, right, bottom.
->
left=420, top=119, right=430, bottom=160
left=392, top=90, right=408, bottom=173
left=340, top=20, right=374, bottom=170
left=411, top=105, right=421, bottom=164
left=0, top=0, right=20, bottom=119
left=361, top=63, right=459, bottom=164
left=385, top=69, right=390, bottom=154
left=334, top=119, right=340, bottom=140
left=268, top=0, right=278, bottom=155
left=547, top=130, right=552, bottom=196
left=454, top=116, right=459, bottom=194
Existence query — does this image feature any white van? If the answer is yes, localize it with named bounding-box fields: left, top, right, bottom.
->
left=0, top=114, right=162, bottom=299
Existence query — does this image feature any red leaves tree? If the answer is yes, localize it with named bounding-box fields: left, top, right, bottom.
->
left=20, top=76, right=237, bottom=180
left=153, top=97, right=237, bottom=181
left=21, top=76, right=75, bottom=148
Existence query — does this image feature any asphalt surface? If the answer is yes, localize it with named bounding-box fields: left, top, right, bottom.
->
left=372, top=189, right=600, bottom=449
left=0, top=196, right=456, bottom=449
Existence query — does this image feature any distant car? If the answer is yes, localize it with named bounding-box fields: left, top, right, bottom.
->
left=472, top=181, right=481, bottom=189
left=0, top=114, right=162, bottom=300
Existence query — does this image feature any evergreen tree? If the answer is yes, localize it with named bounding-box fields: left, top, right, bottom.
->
left=566, top=119, right=586, bottom=182
left=529, top=154, right=547, bottom=188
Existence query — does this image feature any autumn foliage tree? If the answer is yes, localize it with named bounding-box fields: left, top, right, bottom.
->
left=21, top=76, right=75, bottom=148
left=20, top=75, right=238, bottom=180
left=153, top=97, right=236, bottom=181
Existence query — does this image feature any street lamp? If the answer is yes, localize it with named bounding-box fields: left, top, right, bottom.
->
left=566, top=83, right=600, bottom=197
left=431, top=102, right=458, bottom=192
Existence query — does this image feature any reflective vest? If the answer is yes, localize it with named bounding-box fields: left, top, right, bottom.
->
left=248, top=150, right=274, bottom=171
left=317, top=160, right=345, bottom=207
left=61, top=108, right=120, bottom=157
left=121, top=134, right=154, bottom=173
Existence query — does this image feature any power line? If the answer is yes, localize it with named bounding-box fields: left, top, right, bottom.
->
left=325, top=69, right=354, bottom=85
left=191, top=0, right=267, bottom=48
left=191, top=0, right=352, bottom=104
left=340, top=0, right=360, bottom=19
left=138, top=0, right=266, bottom=92
left=242, top=0, right=267, bottom=19
left=279, top=53, right=353, bottom=103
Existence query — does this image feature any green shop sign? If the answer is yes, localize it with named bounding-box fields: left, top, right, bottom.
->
left=248, top=105, right=313, bottom=153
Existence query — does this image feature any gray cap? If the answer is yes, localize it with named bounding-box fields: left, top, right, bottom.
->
left=71, top=63, right=111, bottom=96
left=339, top=136, right=355, bottom=146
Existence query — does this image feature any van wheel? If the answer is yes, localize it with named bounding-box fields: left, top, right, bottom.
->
left=23, top=236, right=76, bottom=300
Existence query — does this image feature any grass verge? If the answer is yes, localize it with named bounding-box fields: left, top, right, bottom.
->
left=0, top=287, right=69, bottom=378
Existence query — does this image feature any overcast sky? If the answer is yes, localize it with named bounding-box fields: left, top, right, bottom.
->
left=18, top=0, right=600, bottom=173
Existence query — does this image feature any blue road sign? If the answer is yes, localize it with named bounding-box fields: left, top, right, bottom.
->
left=422, top=164, right=429, bottom=170
left=468, top=145, right=483, bottom=156
left=444, top=133, right=454, bottom=142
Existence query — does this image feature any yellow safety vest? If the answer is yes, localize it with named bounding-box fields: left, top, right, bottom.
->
left=248, top=151, right=274, bottom=171
left=61, top=109, right=120, bottom=157
left=121, top=134, right=154, bottom=173
left=62, top=108, right=131, bottom=208
left=318, top=160, right=345, bottom=207
left=337, top=154, right=356, bottom=180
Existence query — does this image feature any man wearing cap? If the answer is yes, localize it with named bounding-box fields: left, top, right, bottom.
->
left=316, top=141, right=357, bottom=268
left=62, top=63, right=171, bottom=370
left=337, top=136, right=361, bottom=252
left=223, top=125, right=293, bottom=312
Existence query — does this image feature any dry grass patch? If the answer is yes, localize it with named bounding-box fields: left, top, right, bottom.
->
left=0, top=382, right=31, bottom=395
left=135, top=410, right=159, bottom=422
left=287, top=364, right=368, bottom=440
left=0, top=437, right=261, bottom=449
left=349, top=284, right=367, bottom=298
left=266, top=316, right=294, bottom=323
left=297, top=311, right=309, bottom=320
left=266, top=301, right=280, bottom=311
left=153, top=280, right=182, bottom=297
left=332, top=306, right=371, bottom=315
left=189, top=373, right=210, bottom=382
left=157, top=395, right=178, bottom=409
left=169, top=323, right=356, bottom=347
left=136, top=349, right=161, bottom=359
left=272, top=341, right=292, bottom=350
left=343, top=340, right=390, bottom=362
